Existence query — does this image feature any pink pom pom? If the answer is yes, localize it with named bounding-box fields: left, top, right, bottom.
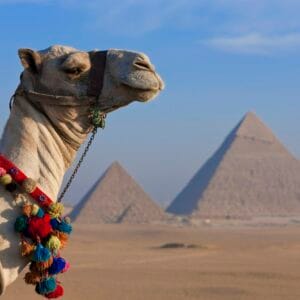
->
left=0, top=167, right=6, bottom=177
left=62, top=261, right=70, bottom=273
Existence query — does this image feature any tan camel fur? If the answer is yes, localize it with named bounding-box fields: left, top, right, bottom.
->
left=0, top=45, right=164, bottom=295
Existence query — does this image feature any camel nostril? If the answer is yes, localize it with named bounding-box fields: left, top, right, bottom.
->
left=133, top=59, right=154, bottom=71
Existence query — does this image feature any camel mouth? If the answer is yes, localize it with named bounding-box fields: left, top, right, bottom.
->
left=121, top=82, right=161, bottom=93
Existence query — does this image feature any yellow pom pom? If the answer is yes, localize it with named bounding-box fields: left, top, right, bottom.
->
left=0, top=174, right=12, bottom=186
left=45, top=235, right=61, bottom=251
left=31, top=204, right=40, bottom=216
left=48, top=203, right=64, bottom=218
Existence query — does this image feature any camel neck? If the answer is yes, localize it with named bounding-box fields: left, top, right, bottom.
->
left=0, top=94, right=90, bottom=201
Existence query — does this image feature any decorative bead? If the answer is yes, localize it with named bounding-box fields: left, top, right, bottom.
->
left=38, top=195, right=46, bottom=202
left=0, top=174, right=13, bottom=186
left=8, top=167, right=18, bottom=175
left=0, top=167, right=6, bottom=177
left=22, top=178, right=37, bottom=193
left=31, top=204, right=45, bottom=218
left=64, top=217, right=71, bottom=224
left=31, top=204, right=40, bottom=216
left=5, top=182, right=17, bottom=192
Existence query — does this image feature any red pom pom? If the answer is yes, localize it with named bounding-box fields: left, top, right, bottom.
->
left=27, top=213, right=52, bottom=240
left=44, top=284, right=64, bottom=298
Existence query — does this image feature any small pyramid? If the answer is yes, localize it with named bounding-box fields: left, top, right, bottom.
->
left=71, top=161, right=167, bottom=224
left=167, top=112, right=300, bottom=218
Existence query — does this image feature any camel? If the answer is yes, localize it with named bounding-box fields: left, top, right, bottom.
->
left=0, top=45, right=164, bottom=295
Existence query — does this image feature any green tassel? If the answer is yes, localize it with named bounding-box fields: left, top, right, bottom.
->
left=14, top=215, right=28, bottom=233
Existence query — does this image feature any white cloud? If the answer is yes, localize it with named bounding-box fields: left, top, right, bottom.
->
left=2, top=0, right=300, bottom=55
left=205, top=33, right=300, bottom=55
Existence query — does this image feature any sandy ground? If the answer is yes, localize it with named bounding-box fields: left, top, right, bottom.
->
left=3, top=224, right=300, bottom=300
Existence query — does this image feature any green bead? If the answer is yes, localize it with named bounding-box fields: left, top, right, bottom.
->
left=0, top=174, right=13, bottom=186
left=90, top=107, right=106, bottom=128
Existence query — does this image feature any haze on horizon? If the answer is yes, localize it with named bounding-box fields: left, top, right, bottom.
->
left=0, top=0, right=299, bottom=206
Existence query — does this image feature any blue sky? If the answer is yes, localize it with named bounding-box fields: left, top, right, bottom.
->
left=0, top=0, right=299, bottom=206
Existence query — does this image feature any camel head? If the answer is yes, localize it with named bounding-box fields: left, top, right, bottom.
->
left=18, top=45, right=164, bottom=113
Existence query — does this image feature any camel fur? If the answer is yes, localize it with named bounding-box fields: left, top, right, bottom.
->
left=0, top=45, right=164, bottom=295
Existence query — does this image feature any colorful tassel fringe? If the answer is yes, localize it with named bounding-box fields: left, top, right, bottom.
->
left=14, top=201, right=72, bottom=298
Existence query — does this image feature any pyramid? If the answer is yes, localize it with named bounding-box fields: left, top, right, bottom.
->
left=167, top=112, right=300, bottom=218
left=71, top=161, right=167, bottom=224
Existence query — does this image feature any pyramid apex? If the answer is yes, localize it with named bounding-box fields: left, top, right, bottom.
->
left=235, top=111, right=276, bottom=143
left=110, top=161, right=122, bottom=168
left=244, top=111, right=257, bottom=117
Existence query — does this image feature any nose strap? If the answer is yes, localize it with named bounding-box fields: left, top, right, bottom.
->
left=87, top=51, right=108, bottom=98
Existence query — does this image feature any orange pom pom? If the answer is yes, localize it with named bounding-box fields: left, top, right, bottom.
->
left=21, top=240, right=35, bottom=257
left=53, top=231, right=69, bottom=248
left=22, top=204, right=32, bottom=217
left=24, top=271, right=42, bottom=285
left=36, top=256, right=53, bottom=271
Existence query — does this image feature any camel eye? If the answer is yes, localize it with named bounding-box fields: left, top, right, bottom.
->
left=64, top=67, right=82, bottom=76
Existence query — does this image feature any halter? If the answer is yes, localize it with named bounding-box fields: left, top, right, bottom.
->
left=10, top=50, right=108, bottom=202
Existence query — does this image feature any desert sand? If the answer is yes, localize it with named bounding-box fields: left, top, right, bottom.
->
left=3, top=223, right=300, bottom=300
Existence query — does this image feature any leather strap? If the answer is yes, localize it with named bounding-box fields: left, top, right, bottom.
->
left=87, top=51, right=108, bottom=98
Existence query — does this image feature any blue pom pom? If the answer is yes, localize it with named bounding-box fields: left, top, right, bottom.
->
left=50, top=218, right=59, bottom=229
left=32, top=244, right=51, bottom=263
left=48, top=257, right=66, bottom=275
left=35, top=277, right=56, bottom=295
left=50, top=218, right=72, bottom=234
left=36, top=208, right=45, bottom=218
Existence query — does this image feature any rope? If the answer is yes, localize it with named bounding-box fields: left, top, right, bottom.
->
left=58, top=127, right=98, bottom=202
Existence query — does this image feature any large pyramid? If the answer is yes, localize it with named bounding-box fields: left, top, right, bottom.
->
left=167, top=112, right=300, bottom=218
left=71, top=161, right=167, bottom=224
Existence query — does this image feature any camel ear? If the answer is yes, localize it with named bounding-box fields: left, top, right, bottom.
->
left=18, top=48, right=42, bottom=73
